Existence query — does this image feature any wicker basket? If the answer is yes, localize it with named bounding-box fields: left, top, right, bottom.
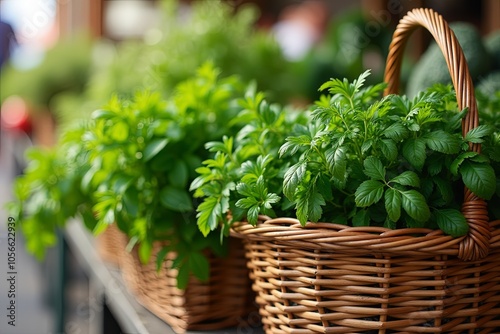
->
left=231, top=8, right=500, bottom=334
left=95, top=224, right=125, bottom=266
left=120, top=236, right=256, bottom=333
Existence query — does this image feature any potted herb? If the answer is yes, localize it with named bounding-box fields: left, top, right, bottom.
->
left=80, top=63, right=246, bottom=287
left=9, top=63, right=258, bottom=331
left=191, top=85, right=309, bottom=235
left=194, top=72, right=500, bottom=334
left=195, top=70, right=498, bottom=236
left=193, top=8, right=500, bottom=333
left=82, top=63, right=259, bottom=331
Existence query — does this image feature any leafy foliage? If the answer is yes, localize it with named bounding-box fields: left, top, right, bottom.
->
left=83, top=64, right=243, bottom=288
left=87, top=0, right=297, bottom=108
left=8, top=122, right=96, bottom=258
left=476, top=81, right=500, bottom=220
left=192, top=86, right=309, bottom=237
left=10, top=64, right=243, bottom=289
left=281, top=75, right=497, bottom=234
left=195, top=72, right=499, bottom=239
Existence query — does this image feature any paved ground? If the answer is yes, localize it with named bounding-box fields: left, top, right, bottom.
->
left=0, top=131, right=55, bottom=334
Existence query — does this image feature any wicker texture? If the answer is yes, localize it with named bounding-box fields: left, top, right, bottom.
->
left=120, top=236, right=255, bottom=333
left=95, top=224, right=125, bottom=266
left=231, top=8, right=500, bottom=334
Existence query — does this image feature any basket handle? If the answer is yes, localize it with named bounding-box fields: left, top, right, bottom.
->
left=383, top=8, right=490, bottom=261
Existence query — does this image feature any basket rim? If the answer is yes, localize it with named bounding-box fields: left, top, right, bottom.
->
left=231, top=215, right=500, bottom=258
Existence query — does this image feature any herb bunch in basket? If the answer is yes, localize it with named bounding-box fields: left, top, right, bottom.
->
left=194, top=70, right=499, bottom=237
left=9, top=63, right=247, bottom=289
left=192, top=86, right=309, bottom=236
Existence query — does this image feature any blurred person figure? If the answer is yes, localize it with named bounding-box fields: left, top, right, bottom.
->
left=272, top=0, right=329, bottom=61
left=0, top=11, right=17, bottom=68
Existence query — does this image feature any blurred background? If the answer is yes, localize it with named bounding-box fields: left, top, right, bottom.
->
left=1, top=0, right=499, bottom=333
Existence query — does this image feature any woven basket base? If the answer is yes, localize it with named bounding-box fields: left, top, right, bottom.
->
left=120, top=237, right=257, bottom=333
left=234, top=218, right=500, bottom=334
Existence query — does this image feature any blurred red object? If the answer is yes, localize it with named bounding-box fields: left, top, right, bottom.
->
left=1, top=96, right=32, bottom=133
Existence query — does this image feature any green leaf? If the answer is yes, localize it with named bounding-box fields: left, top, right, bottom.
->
left=294, top=176, right=325, bottom=225
left=404, top=215, right=425, bottom=228
left=92, top=220, right=109, bottom=236
left=426, top=154, right=443, bottom=176
left=385, top=188, right=401, bottom=222
left=283, top=161, right=306, bottom=199
left=326, top=147, right=347, bottom=186
left=143, top=139, right=168, bottom=162
left=235, top=197, right=258, bottom=209
left=236, top=182, right=254, bottom=198
left=168, top=160, right=188, bottom=188
left=176, top=262, right=190, bottom=290
left=363, top=156, right=386, bottom=181
left=80, top=207, right=98, bottom=231
left=464, top=125, right=493, bottom=144
left=247, top=205, right=260, bottom=225
left=384, top=123, right=408, bottom=141
left=308, top=192, right=325, bottom=223
left=434, top=209, right=469, bottom=237
left=138, top=241, right=152, bottom=264
left=113, top=175, right=134, bottom=194
left=433, top=177, right=454, bottom=205
left=110, top=122, right=129, bottom=142
left=361, top=139, right=373, bottom=154
left=423, top=130, right=461, bottom=154
left=103, top=209, right=115, bottom=226
left=402, top=138, right=426, bottom=170
left=400, top=190, right=430, bottom=223
left=205, top=137, right=233, bottom=154
left=156, top=247, right=169, bottom=272
left=352, top=209, right=370, bottom=226
left=380, top=139, right=397, bottom=161
left=196, top=197, right=221, bottom=236
left=390, top=171, right=420, bottom=187
left=316, top=174, right=333, bottom=201
left=470, top=154, right=491, bottom=164
left=295, top=195, right=308, bottom=225
left=355, top=180, right=385, bottom=207
left=160, top=187, right=194, bottom=212
left=92, top=109, right=115, bottom=120
left=81, top=166, right=98, bottom=192
left=450, top=152, right=479, bottom=175
left=190, top=175, right=206, bottom=192
left=123, top=188, right=139, bottom=217
left=263, top=193, right=280, bottom=209
left=279, top=135, right=311, bottom=157
left=459, top=160, right=496, bottom=199
left=188, top=252, right=210, bottom=282
left=126, top=236, right=139, bottom=253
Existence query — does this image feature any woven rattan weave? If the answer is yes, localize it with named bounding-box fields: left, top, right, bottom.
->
left=231, top=8, right=500, bottom=333
left=95, top=224, right=124, bottom=266
left=120, top=236, right=255, bottom=333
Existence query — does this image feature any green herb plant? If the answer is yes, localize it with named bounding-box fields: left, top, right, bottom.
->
left=8, top=122, right=96, bottom=258
left=281, top=71, right=497, bottom=235
left=195, top=71, right=498, bottom=238
left=476, top=78, right=500, bottom=220
left=84, top=63, right=244, bottom=288
left=192, top=86, right=309, bottom=236
left=9, top=63, right=248, bottom=289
